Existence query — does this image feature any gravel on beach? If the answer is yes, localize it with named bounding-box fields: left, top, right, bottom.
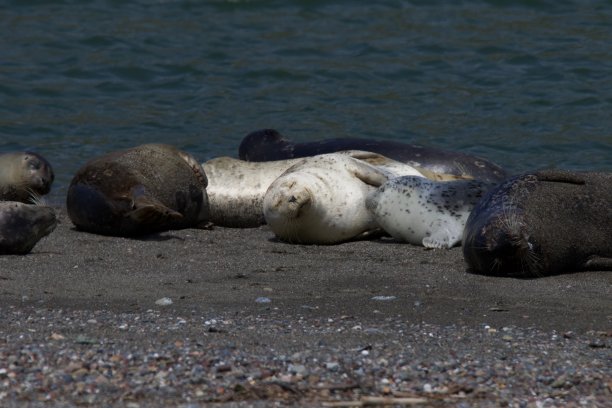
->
left=0, top=209, right=610, bottom=407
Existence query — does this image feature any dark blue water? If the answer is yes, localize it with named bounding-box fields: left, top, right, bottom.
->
left=1, top=0, right=611, bottom=204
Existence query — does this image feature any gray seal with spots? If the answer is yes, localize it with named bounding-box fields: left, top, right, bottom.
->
left=263, top=153, right=395, bottom=244
left=203, top=151, right=458, bottom=228
left=0, top=201, right=57, bottom=255
left=366, top=176, right=497, bottom=248
left=462, top=170, right=612, bottom=277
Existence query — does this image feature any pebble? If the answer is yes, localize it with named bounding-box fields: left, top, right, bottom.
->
left=371, top=296, right=397, bottom=301
left=155, top=297, right=173, bottom=306
left=0, top=307, right=608, bottom=407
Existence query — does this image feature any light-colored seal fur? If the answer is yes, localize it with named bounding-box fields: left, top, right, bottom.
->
left=0, top=152, right=54, bottom=203
left=205, top=151, right=462, bottom=228
left=262, top=153, right=430, bottom=244
left=462, top=170, right=612, bottom=277
left=366, top=176, right=497, bottom=248
left=0, top=201, right=57, bottom=254
left=239, top=129, right=507, bottom=182
left=203, top=156, right=307, bottom=227
left=66, top=144, right=209, bottom=236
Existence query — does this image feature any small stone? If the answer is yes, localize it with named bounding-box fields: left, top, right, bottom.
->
left=371, top=296, right=396, bottom=301
left=288, top=364, right=307, bottom=375
left=255, top=297, right=271, bottom=303
left=155, top=297, right=173, bottom=306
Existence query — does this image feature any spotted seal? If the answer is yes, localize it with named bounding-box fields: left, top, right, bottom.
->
left=66, top=144, right=209, bottom=236
left=238, top=129, right=507, bottom=182
left=262, top=153, right=409, bottom=244
left=366, top=176, right=497, bottom=248
left=0, top=201, right=57, bottom=254
left=205, top=151, right=461, bottom=228
left=0, top=151, right=54, bottom=203
left=462, top=170, right=612, bottom=277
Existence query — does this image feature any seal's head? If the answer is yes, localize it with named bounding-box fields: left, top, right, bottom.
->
left=0, top=202, right=57, bottom=254
left=238, top=129, right=292, bottom=161
left=21, top=152, right=55, bottom=196
left=263, top=173, right=323, bottom=243
left=463, top=207, right=543, bottom=277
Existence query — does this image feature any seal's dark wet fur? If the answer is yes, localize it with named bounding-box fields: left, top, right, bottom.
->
left=239, top=129, right=507, bottom=183
left=462, top=170, right=612, bottom=277
left=66, top=144, right=209, bottom=236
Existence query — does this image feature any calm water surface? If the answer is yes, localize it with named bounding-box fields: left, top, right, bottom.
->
left=1, top=0, right=611, bottom=203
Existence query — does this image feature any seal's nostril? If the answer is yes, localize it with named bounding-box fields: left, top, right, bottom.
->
left=288, top=195, right=297, bottom=203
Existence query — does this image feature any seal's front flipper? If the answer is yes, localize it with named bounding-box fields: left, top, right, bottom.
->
left=535, top=170, right=586, bottom=185
left=584, top=256, right=612, bottom=271
left=417, top=168, right=470, bottom=181
left=126, top=187, right=183, bottom=226
left=351, top=160, right=389, bottom=188
left=422, top=224, right=461, bottom=249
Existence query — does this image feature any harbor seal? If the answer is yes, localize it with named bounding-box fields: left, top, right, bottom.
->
left=0, top=151, right=54, bottom=202
left=366, top=176, right=497, bottom=248
left=263, top=153, right=396, bottom=244
left=0, top=201, right=57, bottom=254
left=238, top=129, right=507, bottom=182
left=205, top=151, right=461, bottom=228
left=203, top=156, right=307, bottom=228
left=66, top=144, right=209, bottom=236
left=462, top=170, right=612, bottom=277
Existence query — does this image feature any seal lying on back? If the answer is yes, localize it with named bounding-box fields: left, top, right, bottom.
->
left=205, top=151, right=462, bottom=228
left=462, top=170, right=612, bottom=277
left=0, top=151, right=54, bottom=203
left=366, top=176, right=497, bottom=249
left=67, top=144, right=209, bottom=236
left=239, top=129, right=507, bottom=182
left=0, top=201, right=57, bottom=254
left=261, top=152, right=457, bottom=244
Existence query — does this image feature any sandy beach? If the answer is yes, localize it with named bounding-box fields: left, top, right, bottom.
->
left=0, top=208, right=610, bottom=406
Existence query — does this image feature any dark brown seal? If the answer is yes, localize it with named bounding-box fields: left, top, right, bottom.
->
left=0, top=201, right=57, bottom=255
left=66, top=144, right=209, bottom=236
left=0, top=151, right=54, bottom=202
left=462, top=170, right=612, bottom=277
left=238, top=129, right=508, bottom=183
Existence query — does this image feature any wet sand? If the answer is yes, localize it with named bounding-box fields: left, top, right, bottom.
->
left=0, top=208, right=610, bottom=406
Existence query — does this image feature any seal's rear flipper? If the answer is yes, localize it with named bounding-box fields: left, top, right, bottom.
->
left=126, top=191, right=183, bottom=226
left=535, top=170, right=586, bottom=185
left=584, top=256, right=612, bottom=271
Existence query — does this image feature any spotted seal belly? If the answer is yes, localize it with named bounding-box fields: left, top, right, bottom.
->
left=366, top=176, right=497, bottom=248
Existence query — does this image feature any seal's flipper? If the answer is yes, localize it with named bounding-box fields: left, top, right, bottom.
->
left=417, top=168, right=471, bottom=181
left=584, top=256, right=612, bottom=271
left=535, top=170, right=586, bottom=185
left=126, top=188, right=183, bottom=226
left=422, top=224, right=461, bottom=249
left=350, top=160, right=389, bottom=188
left=345, top=150, right=390, bottom=164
